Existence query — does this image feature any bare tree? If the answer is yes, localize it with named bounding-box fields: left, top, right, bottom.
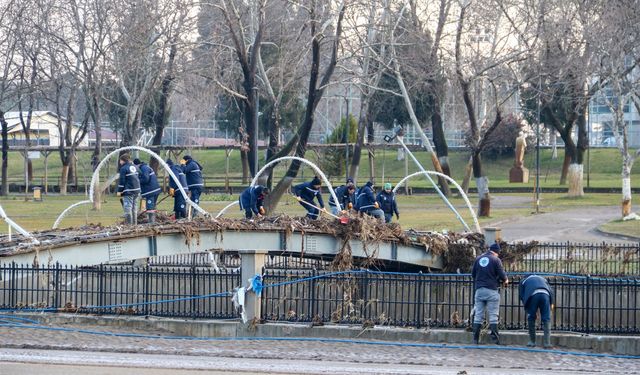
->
left=593, top=1, right=640, bottom=218
left=106, top=0, right=170, bottom=147
left=0, top=0, right=24, bottom=196
left=454, top=0, right=526, bottom=216
left=265, top=0, right=347, bottom=209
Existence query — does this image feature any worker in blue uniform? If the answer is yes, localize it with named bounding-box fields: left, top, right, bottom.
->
left=376, top=182, right=399, bottom=223
left=328, top=178, right=356, bottom=215
left=116, top=154, right=141, bottom=225
left=166, top=159, right=189, bottom=220
left=293, top=176, right=325, bottom=220
left=519, top=274, right=554, bottom=348
left=134, top=158, right=161, bottom=223
left=239, top=185, right=269, bottom=219
left=182, top=155, right=204, bottom=217
left=471, top=242, right=508, bottom=345
left=355, top=180, right=384, bottom=221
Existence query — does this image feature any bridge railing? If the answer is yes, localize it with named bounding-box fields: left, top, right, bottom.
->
left=502, top=241, right=640, bottom=276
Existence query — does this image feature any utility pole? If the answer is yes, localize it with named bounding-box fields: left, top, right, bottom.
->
left=343, top=86, right=350, bottom=181
left=253, top=86, right=259, bottom=176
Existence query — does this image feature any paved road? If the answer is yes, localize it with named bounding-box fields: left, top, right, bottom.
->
left=0, top=323, right=636, bottom=374
left=485, top=197, right=637, bottom=243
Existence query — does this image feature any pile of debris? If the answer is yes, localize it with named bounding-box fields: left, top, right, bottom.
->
left=1, top=213, right=490, bottom=272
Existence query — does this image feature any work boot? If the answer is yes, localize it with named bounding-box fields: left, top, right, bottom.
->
left=489, top=323, right=500, bottom=345
left=527, top=319, right=536, bottom=347
left=543, top=321, right=552, bottom=348
left=124, top=214, right=133, bottom=225
left=472, top=323, right=481, bottom=344
left=147, top=212, right=156, bottom=224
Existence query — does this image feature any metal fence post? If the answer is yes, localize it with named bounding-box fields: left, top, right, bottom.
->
left=9, top=262, right=16, bottom=308
left=585, top=275, right=591, bottom=334
left=143, top=265, right=150, bottom=316
left=53, top=262, right=61, bottom=309
left=191, top=266, right=197, bottom=319
left=98, top=264, right=104, bottom=313
left=308, top=268, right=316, bottom=320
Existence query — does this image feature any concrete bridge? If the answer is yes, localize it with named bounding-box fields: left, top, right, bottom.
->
left=0, top=219, right=458, bottom=270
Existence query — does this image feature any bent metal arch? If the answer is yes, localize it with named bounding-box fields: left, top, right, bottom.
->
left=393, top=171, right=480, bottom=233
left=53, top=146, right=208, bottom=229
left=215, top=156, right=342, bottom=218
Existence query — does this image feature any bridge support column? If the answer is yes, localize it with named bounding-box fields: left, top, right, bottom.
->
left=239, top=249, right=267, bottom=323
left=483, top=227, right=502, bottom=247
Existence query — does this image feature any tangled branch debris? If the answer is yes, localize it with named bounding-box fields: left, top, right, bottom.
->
left=0, top=214, right=487, bottom=271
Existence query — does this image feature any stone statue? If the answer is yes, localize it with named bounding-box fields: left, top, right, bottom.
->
left=509, top=132, right=529, bottom=183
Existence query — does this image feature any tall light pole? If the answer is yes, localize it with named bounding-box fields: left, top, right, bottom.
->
left=253, top=86, right=259, bottom=175
left=535, top=76, right=541, bottom=214
left=343, top=86, right=350, bottom=181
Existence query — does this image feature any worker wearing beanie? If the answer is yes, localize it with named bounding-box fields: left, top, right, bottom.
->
left=376, top=182, right=399, bottom=223
left=166, top=159, right=189, bottom=220
left=133, top=158, right=161, bottom=224
left=355, top=180, right=384, bottom=221
left=328, top=178, right=356, bottom=215
left=182, top=155, right=204, bottom=217
left=116, top=154, right=141, bottom=225
left=293, top=176, right=325, bottom=219
left=471, top=242, right=508, bottom=345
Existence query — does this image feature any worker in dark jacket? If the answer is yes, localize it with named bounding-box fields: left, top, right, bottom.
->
left=328, top=178, right=356, bottom=215
left=471, top=242, right=508, bottom=345
left=355, top=180, right=384, bottom=221
left=134, top=158, right=161, bottom=224
left=182, top=155, right=204, bottom=217
left=293, top=176, right=325, bottom=220
left=376, top=183, right=399, bottom=223
left=239, top=185, right=268, bottom=219
left=167, top=159, right=189, bottom=220
left=519, top=274, right=554, bottom=348
left=117, top=154, right=141, bottom=225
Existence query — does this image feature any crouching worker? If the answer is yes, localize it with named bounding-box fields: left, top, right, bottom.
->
left=471, top=242, right=508, bottom=345
left=239, top=185, right=269, bottom=219
left=134, top=158, right=161, bottom=223
left=376, top=183, right=399, bottom=223
left=328, top=178, right=356, bottom=215
left=356, top=180, right=384, bottom=221
left=166, top=159, right=189, bottom=220
left=519, top=274, right=554, bottom=348
left=117, top=154, right=141, bottom=225
left=293, top=176, right=326, bottom=220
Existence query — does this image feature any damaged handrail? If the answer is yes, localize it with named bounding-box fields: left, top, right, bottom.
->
left=393, top=171, right=480, bottom=233
left=0, top=204, right=39, bottom=245
left=53, top=146, right=210, bottom=229
left=216, top=156, right=342, bottom=218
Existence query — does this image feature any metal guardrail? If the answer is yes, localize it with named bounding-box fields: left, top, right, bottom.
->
left=261, top=270, right=640, bottom=334
left=503, top=242, right=640, bottom=276
left=1, top=241, right=639, bottom=334
left=0, top=264, right=239, bottom=319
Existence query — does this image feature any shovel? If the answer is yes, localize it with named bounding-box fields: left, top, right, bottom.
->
left=295, top=196, right=348, bottom=222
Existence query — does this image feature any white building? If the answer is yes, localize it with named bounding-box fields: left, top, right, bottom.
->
left=2, top=111, right=88, bottom=147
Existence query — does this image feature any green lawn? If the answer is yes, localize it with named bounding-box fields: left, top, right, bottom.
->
left=0, top=192, right=635, bottom=237
left=6, top=147, right=639, bottom=191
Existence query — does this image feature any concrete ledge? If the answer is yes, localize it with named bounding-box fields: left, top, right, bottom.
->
left=10, top=313, right=640, bottom=356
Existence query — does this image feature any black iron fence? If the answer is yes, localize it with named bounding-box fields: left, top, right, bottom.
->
left=261, top=270, right=640, bottom=334
left=503, top=241, right=640, bottom=276
left=0, top=264, right=239, bottom=318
